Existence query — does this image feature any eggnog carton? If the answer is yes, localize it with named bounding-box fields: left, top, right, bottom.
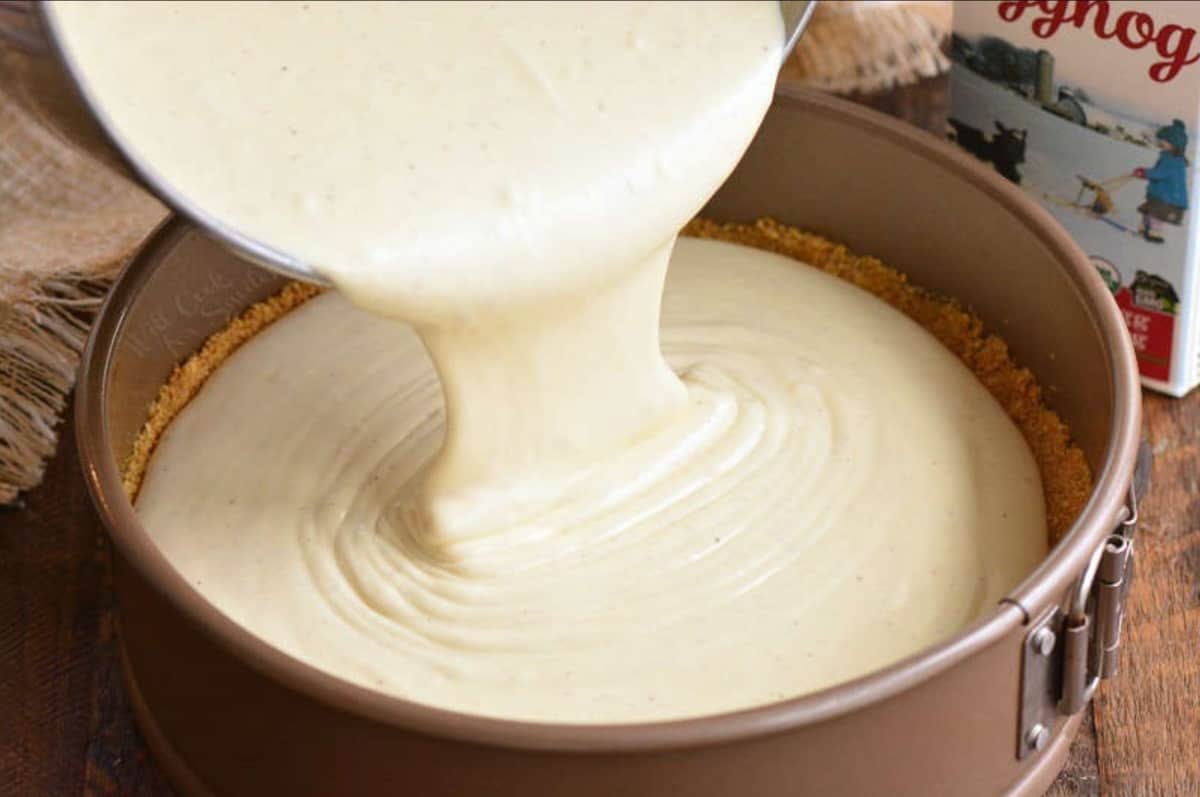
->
left=950, top=1, right=1200, bottom=395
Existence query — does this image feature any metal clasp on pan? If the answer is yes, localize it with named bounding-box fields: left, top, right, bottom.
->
left=1059, top=518, right=1134, bottom=715
left=1017, top=451, right=1144, bottom=760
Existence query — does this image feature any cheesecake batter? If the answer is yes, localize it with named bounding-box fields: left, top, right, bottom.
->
left=135, top=236, right=1046, bottom=723
left=53, top=1, right=1049, bottom=722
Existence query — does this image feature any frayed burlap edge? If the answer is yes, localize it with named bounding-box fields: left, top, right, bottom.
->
left=0, top=46, right=166, bottom=503
left=0, top=278, right=111, bottom=503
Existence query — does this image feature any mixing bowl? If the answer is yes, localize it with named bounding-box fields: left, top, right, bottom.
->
left=35, top=0, right=817, bottom=286
left=76, top=88, right=1144, bottom=797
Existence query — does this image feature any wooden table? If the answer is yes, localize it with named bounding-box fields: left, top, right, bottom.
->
left=2, top=77, right=1198, bottom=797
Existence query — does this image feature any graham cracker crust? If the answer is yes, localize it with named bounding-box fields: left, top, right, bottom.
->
left=123, top=219, right=1092, bottom=541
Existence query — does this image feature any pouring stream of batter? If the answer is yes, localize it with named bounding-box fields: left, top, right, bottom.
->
left=51, top=0, right=785, bottom=538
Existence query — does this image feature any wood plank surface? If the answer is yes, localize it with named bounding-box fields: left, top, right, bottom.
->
left=0, top=406, right=105, bottom=796
left=1092, top=392, right=1200, bottom=797
left=0, top=406, right=175, bottom=797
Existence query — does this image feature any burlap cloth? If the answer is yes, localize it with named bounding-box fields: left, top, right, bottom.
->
left=782, top=1, right=950, bottom=94
left=0, top=1, right=948, bottom=504
left=0, top=40, right=167, bottom=504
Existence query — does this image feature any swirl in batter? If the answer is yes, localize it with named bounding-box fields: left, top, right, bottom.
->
left=136, top=238, right=1046, bottom=722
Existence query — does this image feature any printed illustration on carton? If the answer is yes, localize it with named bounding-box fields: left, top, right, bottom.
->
left=949, top=1, right=1199, bottom=388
